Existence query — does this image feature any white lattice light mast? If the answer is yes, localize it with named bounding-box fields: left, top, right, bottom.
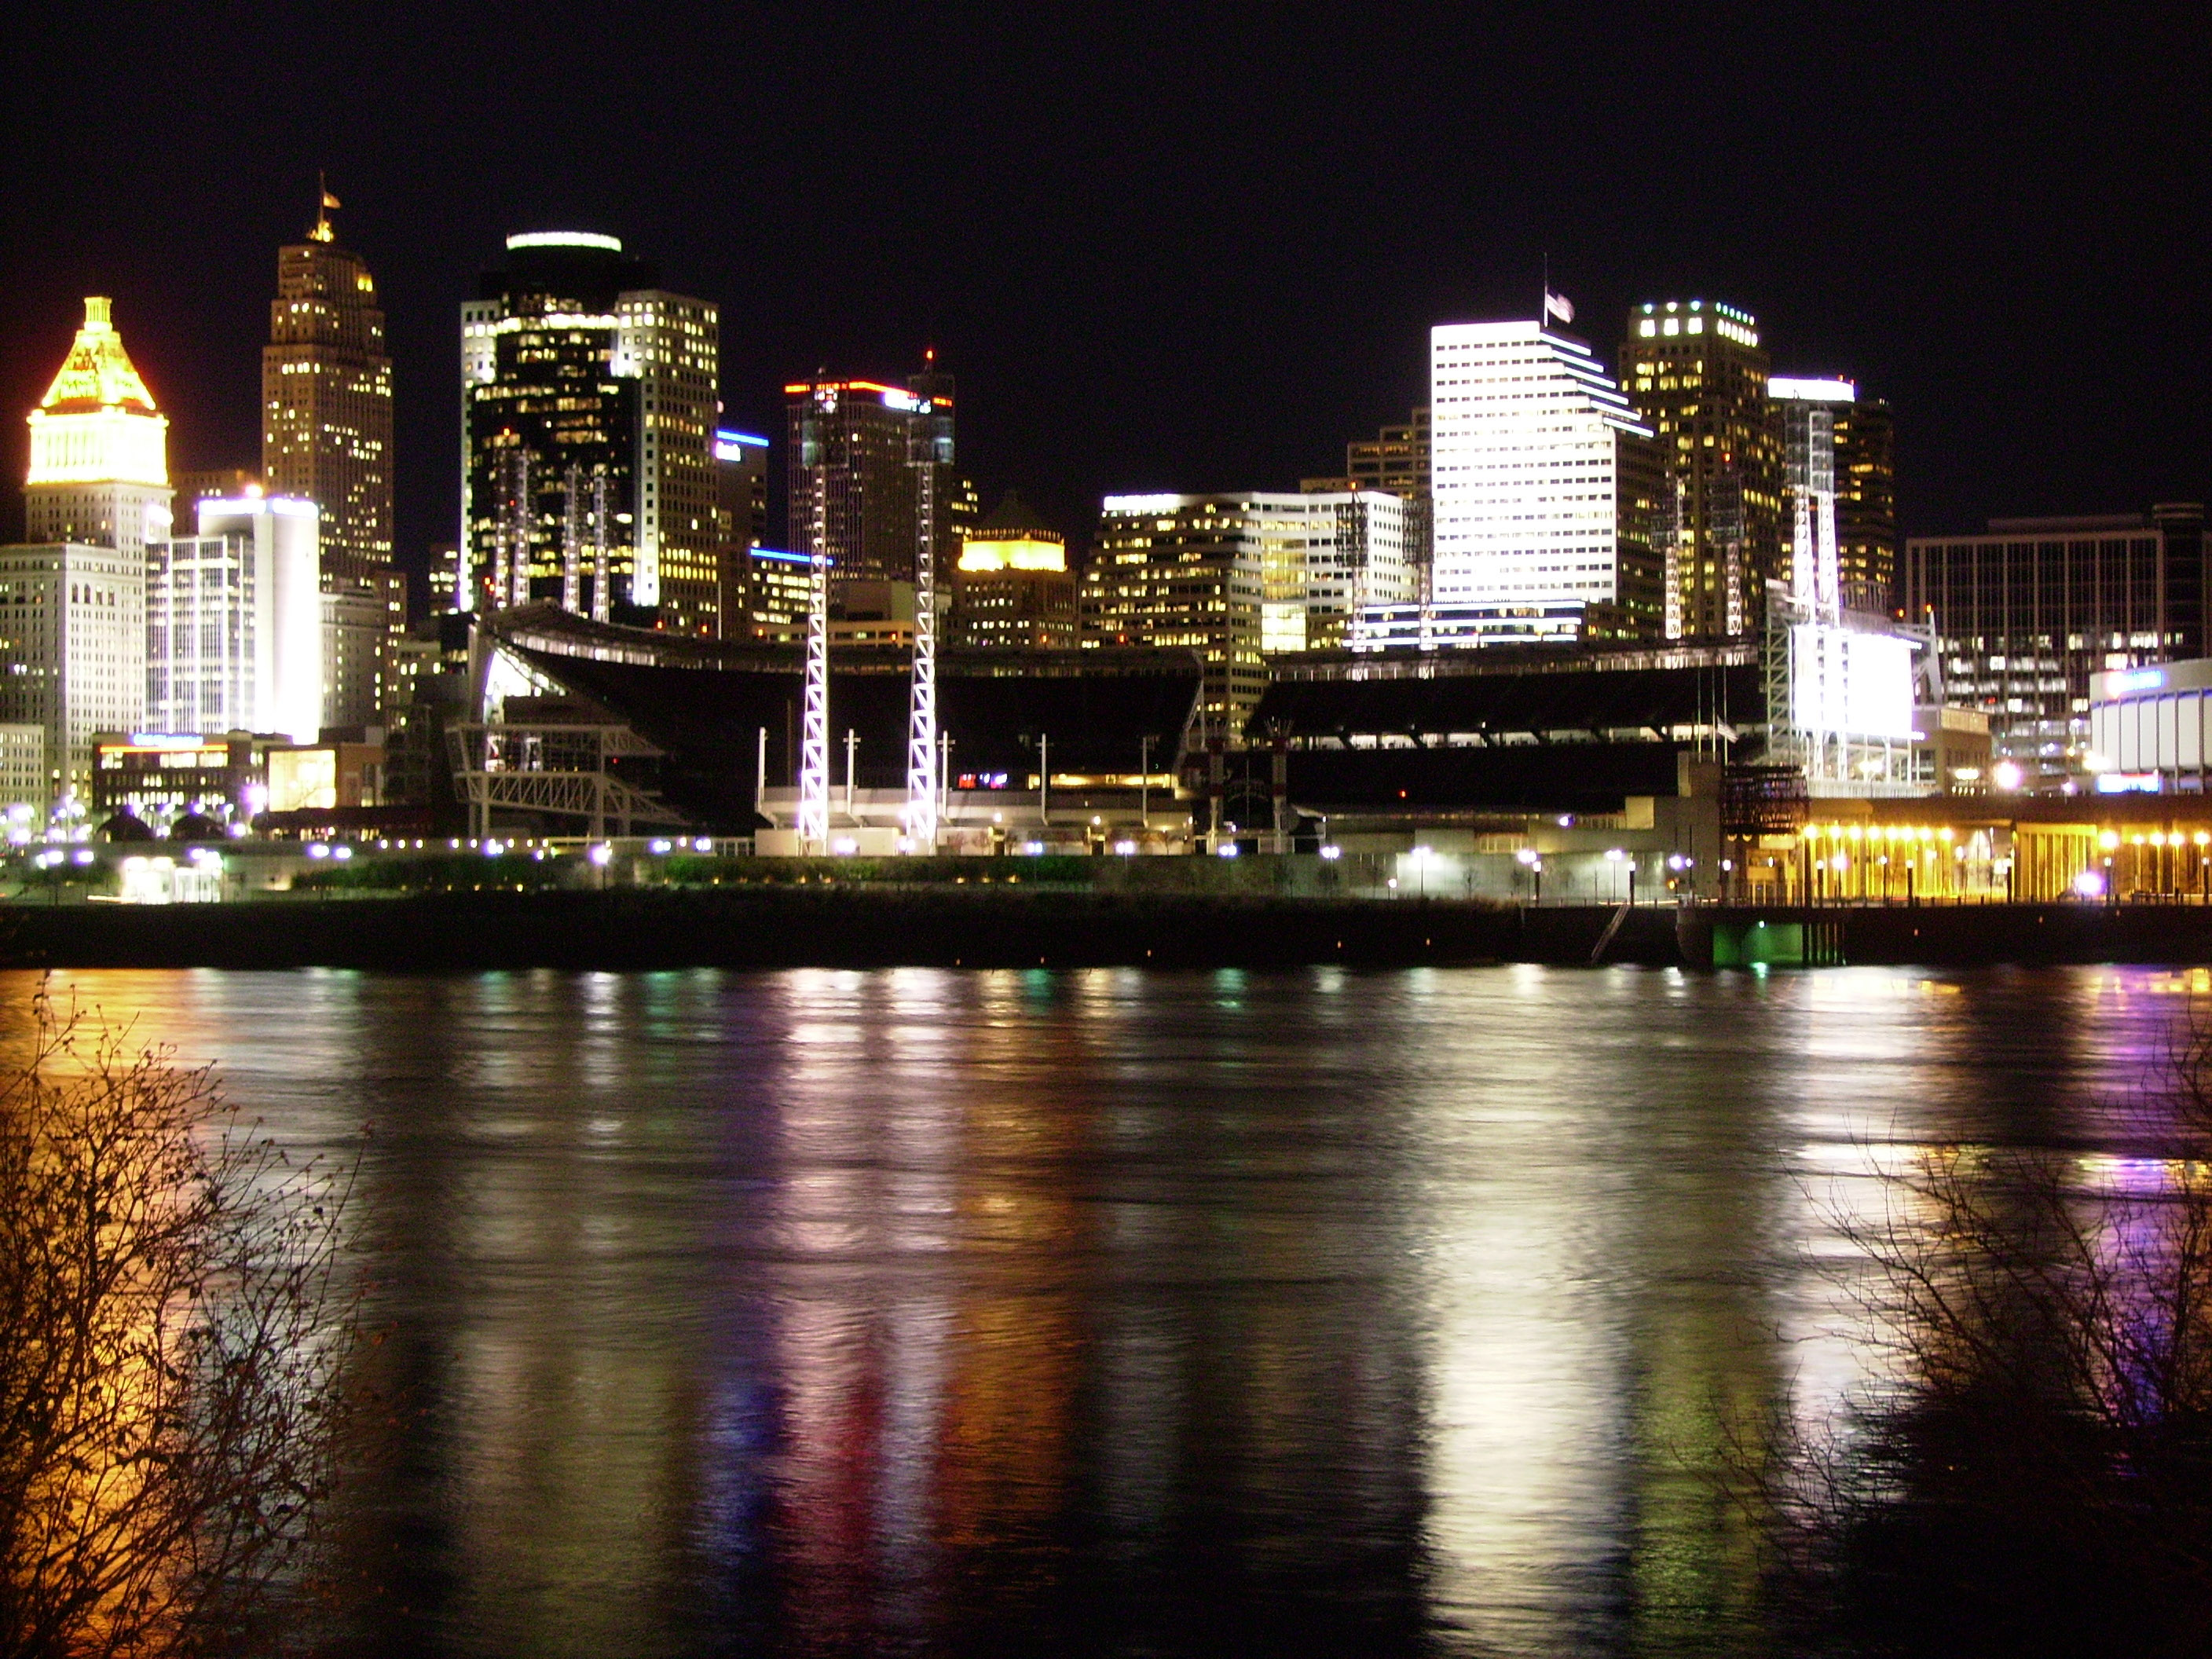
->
left=904, top=354, right=954, bottom=852
left=797, top=387, right=832, bottom=853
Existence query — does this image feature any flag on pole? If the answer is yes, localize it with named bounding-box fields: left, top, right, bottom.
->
left=322, top=189, right=342, bottom=210
left=1544, top=290, right=1575, bottom=325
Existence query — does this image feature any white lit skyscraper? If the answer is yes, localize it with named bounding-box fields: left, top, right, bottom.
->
left=1426, top=321, right=1661, bottom=643
left=146, top=496, right=324, bottom=743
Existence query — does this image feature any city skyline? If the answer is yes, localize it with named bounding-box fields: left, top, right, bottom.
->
left=2, top=9, right=2203, bottom=586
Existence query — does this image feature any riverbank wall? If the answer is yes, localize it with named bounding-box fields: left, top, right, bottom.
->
left=5, top=890, right=2212, bottom=971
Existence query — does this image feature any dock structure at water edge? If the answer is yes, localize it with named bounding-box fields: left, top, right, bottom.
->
left=7, top=874, right=2212, bottom=971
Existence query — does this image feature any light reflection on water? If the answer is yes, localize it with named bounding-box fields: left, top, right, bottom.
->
left=0, top=964, right=2174, bottom=1657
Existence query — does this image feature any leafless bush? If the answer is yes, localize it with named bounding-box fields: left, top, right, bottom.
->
left=0, top=983, right=360, bottom=1657
left=1738, top=1000, right=2212, bottom=1658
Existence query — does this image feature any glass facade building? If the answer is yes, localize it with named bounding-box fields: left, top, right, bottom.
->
left=1084, top=492, right=1413, bottom=732
left=1904, top=506, right=2207, bottom=787
left=460, top=233, right=719, bottom=632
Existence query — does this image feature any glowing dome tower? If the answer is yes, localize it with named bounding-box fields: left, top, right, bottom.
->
left=24, top=297, right=172, bottom=562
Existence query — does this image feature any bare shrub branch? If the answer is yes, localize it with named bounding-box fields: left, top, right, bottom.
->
left=1, top=981, right=361, bottom=1657
left=1733, top=993, right=2212, bottom=1658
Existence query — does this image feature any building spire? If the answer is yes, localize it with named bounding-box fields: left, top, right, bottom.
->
left=310, top=170, right=340, bottom=243
left=37, top=298, right=157, bottom=414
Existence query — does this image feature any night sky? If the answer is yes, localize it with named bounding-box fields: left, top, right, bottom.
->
left=3, top=5, right=2207, bottom=580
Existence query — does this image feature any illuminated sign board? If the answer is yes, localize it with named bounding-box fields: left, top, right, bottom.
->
left=1789, top=623, right=1917, bottom=742
left=2107, top=667, right=2166, bottom=694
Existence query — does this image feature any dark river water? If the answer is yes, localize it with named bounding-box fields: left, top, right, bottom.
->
left=3, top=963, right=2199, bottom=1657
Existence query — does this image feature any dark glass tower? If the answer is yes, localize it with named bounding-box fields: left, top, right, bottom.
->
left=460, top=233, right=718, bottom=629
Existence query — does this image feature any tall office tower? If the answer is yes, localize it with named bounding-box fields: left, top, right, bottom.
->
left=1083, top=491, right=1413, bottom=730
left=460, top=233, right=719, bottom=629
left=1621, top=300, right=1784, bottom=642
left=145, top=496, right=324, bottom=742
left=1903, top=504, right=2207, bottom=787
left=784, top=368, right=956, bottom=598
left=24, top=298, right=172, bottom=564
left=0, top=540, right=145, bottom=804
left=1424, top=321, right=1662, bottom=645
left=1832, top=395, right=1897, bottom=607
left=952, top=493, right=1079, bottom=650
left=261, top=197, right=392, bottom=586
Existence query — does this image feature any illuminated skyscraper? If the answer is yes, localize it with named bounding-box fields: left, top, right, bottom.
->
left=785, top=368, right=958, bottom=599
left=261, top=194, right=392, bottom=586
left=1621, top=300, right=1785, bottom=641
left=145, top=496, right=324, bottom=743
left=1423, top=320, right=1661, bottom=645
left=460, top=233, right=719, bottom=631
left=23, top=298, right=172, bottom=564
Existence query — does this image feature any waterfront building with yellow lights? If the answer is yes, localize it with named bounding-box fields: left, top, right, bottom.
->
left=1622, top=300, right=1785, bottom=643
left=461, top=233, right=720, bottom=632
left=1734, top=796, right=2212, bottom=906
left=24, top=298, right=172, bottom=564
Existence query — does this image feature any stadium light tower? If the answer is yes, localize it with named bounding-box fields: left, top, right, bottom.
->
left=797, top=391, right=833, bottom=853
left=904, top=354, right=954, bottom=851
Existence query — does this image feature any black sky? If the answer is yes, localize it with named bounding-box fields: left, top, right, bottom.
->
left=3, top=3, right=2207, bottom=577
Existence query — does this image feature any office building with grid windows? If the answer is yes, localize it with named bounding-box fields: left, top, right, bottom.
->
left=1904, top=506, right=2207, bottom=787
left=1426, top=321, right=1662, bottom=645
